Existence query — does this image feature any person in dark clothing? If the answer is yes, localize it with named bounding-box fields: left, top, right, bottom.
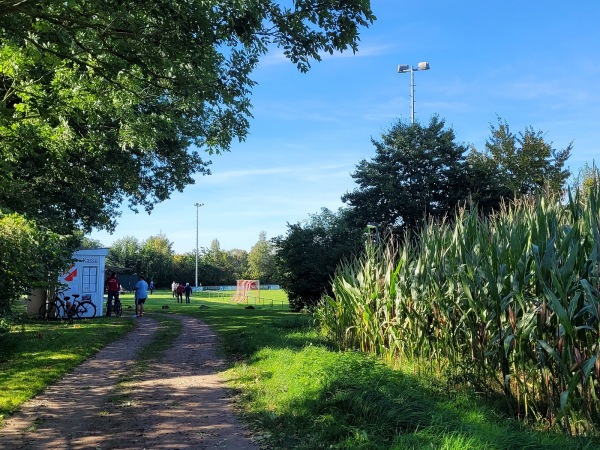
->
left=104, top=272, right=120, bottom=317
left=184, top=283, right=192, bottom=303
left=176, top=283, right=184, bottom=303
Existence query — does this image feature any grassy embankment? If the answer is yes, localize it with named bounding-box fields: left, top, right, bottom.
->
left=1, top=289, right=597, bottom=449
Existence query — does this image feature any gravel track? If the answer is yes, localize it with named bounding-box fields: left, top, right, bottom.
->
left=0, top=315, right=257, bottom=450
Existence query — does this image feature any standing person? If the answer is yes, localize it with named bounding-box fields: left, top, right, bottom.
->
left=134, top=275, right=149, bottom=317
left=184, top=283, right=192, bottom=303
left=176, top=282, right=184, bottom=303
left=149, top=280, right=154, bottom=295
left=104, top=271, right=120, bottom=317
left=171, top=281, right=177, bottom=298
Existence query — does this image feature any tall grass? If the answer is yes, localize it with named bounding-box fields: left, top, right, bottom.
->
left=318, top=187, right=600, bottom=434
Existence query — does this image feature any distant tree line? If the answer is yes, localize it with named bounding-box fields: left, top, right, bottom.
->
left=87, top=231, right=279, bottom=288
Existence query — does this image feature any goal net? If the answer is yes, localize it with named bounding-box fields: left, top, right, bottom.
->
left=231, top=279, right=260, bottom=303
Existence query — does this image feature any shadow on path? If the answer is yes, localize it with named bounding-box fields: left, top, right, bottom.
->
left=0, top=315, right=257, bottom=450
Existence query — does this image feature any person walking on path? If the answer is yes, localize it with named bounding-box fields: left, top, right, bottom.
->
left=104, top=271, right=120, bottom=317
left=176, top=283, right=185, bottom=303
left=149, top=280, right=154, bottom=295
left=135, top=275, right=149, bottom=317
left=171, top=281, right=177, bottom=298
left=184, top=283, right=192, bottom=303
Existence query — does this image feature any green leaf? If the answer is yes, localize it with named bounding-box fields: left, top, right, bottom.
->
left=560, top=372, right=581, bottom=412
left=537, top=339, right=566, bottom=371
left=582, top=355, right=597, bottom=380
left=543, top=283, right=575, bottom=339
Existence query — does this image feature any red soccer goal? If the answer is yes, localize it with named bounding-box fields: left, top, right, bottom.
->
left=231, top=279, right=260, bottom=304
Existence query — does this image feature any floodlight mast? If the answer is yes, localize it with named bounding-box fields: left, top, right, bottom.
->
left=194, top=202, right=204, bottom=288
left=397, top=62, right=430, bottom=124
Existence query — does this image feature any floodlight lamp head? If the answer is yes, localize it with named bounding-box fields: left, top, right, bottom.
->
left=397, top=64, right=409, bottom=73
left=417, top=61, right=430, bottom=71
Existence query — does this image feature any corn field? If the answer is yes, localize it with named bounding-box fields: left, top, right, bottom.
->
left=317, top=187, right=600, bottom=434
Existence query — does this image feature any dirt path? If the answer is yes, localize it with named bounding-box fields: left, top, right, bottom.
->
left=0, top=315, right=258, bottom=449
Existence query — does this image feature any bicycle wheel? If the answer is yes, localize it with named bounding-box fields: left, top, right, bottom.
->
left=57, top=303, right=70, bottom=321
left=114, top=300, right=122, bottom=317
left=39, top=302, right=61, bottom=319
left=76, top=301, right=97, bottom=319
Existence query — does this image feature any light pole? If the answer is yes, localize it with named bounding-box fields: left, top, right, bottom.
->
left=194, top=202, right=204, bottom=288
left=397, top=62, right=430, bottom=124
left=366, top=222, right=380, bottom=245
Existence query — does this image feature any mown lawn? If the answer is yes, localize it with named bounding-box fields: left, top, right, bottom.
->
left=1, top=289, right=598, bottom=449
left=0, top=316, right=136, bottom=421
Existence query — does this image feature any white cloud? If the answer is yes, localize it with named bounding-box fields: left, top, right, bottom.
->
left=258, top=44, right=391, bottom=69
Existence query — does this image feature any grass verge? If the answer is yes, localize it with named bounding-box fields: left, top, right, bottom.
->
left=131, top=313, right=182, bottom=376
left=0, top=316, right=135, bottom=421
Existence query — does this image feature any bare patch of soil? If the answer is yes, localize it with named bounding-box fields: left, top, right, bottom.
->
left=0, top=315, right=258, bottom=449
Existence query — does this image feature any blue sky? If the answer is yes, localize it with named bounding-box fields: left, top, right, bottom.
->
left=89, top=1, right=600, bottom=254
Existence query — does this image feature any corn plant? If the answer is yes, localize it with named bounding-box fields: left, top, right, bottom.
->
left=318, top=186, right=600, bottom=434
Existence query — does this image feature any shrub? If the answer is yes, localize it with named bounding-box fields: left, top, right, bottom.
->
left=0, top=213, right=76, bottom=313
left=273, top=208, right=363, bottom=311
left=0, top=316, right=12, bottom=359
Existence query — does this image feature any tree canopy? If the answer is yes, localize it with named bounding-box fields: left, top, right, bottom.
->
left=342, top=116, right=469, bottom=233
left=140, top=234, right=174, bottom=285
left=273, top=208, right=363, bottom=310
left=107, top=235, right=253, bottom=287
left=0, top=212, right=77, bottom=313
left=0, top=0, right=375, bottom=234
left=342, top=116, right=573, bottom=233
left=467, top=117, right=572, bottom=204
left=576, top=162, right=600, bottom=198
left=247, top=231, right=277, bottom=283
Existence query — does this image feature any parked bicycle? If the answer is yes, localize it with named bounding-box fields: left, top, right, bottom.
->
left=39, top=291, right=97, bottom=323
left=39, top=290, right=69, bottom=321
